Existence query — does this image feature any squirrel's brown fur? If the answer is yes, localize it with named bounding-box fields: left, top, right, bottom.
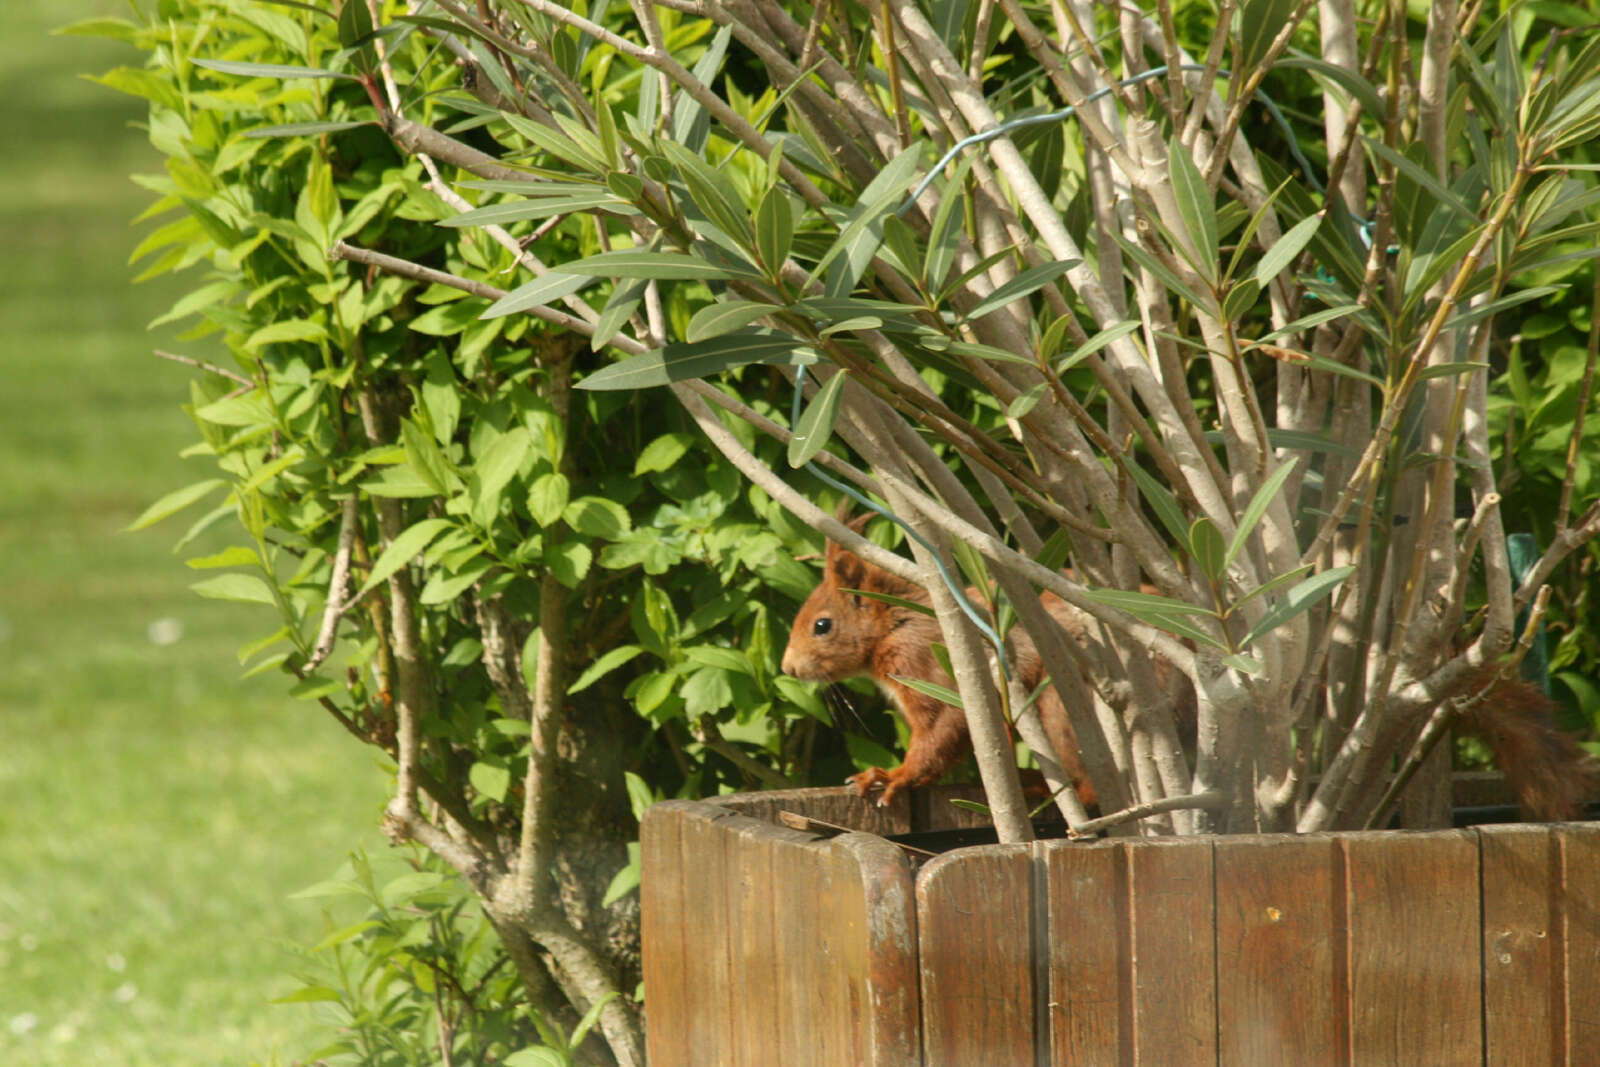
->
left=783, top=522, right=1598, bottom=821
left=1457, top=670, right=1597, bottom=821
left=780, top=523, right=1095, bottom=808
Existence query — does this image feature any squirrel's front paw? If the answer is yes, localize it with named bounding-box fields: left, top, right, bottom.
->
left=847, top=767, right=891, bottom=797
left=849, top=766, right=912, bottom=807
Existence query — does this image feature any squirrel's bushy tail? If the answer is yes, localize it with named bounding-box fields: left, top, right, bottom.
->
left=1460, top=672, right=1598, bottom=821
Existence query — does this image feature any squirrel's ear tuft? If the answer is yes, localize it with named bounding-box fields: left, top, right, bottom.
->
left=831, top=547, right=867, bottom=590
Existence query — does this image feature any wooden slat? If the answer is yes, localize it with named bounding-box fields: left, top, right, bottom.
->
left=918, top=844, right=1035, bottom=1066
left=640, top=801, right=696, bottom=1067
left=1558, top=824, right=1600, bottom=1055
left=1213, top=833, right=1344, bottom=1065
left=711, top=785, right=911, bottom=837
left=772, top=817, right=839, bottom=1065
left=679, top=801, right=739, bottom=1064
left=1480, top=824, right=1561, bottom=1063
left=725, top=816, right=784, bottom=1066
left=832, top=833, right=921, bottom=1067
left=1342, top=829, right=1482, bottom=1065
left=1040, top=838, right=1129, bottom=1066
left=1125, top=836, right=1216, bottom=1064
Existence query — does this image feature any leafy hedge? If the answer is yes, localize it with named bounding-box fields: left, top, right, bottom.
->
left=79, top=0, right=1600, bottom=1063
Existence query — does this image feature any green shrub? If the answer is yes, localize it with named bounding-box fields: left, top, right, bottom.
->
left=82, top=0, right=1600, bottom=1062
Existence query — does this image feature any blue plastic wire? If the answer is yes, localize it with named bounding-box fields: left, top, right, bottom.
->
left=899, top=64, right=1323, bottom=216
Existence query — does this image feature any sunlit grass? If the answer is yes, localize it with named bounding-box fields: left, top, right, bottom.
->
left=0, top=3, right=389, bottom=1062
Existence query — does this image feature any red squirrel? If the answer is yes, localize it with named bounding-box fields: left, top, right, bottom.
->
left=782, top=520, right=1598, bottom=821
left=780, top=519, right=1097, bottom=809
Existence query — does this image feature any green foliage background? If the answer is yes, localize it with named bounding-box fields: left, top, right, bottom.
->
left=45, top=0, right=1600, bottom=1062
left=0, top=2, right=390, bottom=1063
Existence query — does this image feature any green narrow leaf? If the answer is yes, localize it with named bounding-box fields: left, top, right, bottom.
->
left=568, top=645, right=645, bottom=695
left=191, top=572, right=277, bottom=606
left=844, top=588, right=938, bottom=616
left=482, top=273, right=591, bottom=319
left=186, top=546, right=260, bottom=570
left=1128, top=464, right=1192, bottom=549
left=893, top=675, right=963, bottom=707
left=755, top=186, right=794, bottom=273
left=960, top=258, right=1080, bottom=323
left=1189, top=517, right=1227, bottom=581
left=1253, top=212, right=1324, bottom=288
left=1006, top=382, right=1049, bottom=419
left=577, top=331, right=815, bottom=391
left=1112, top=231, right=1217, bottom=314
left=686, top=300, right=777, bottom=342
left=787, top=371, right=847, bottom=467
left=1168, top=136, right=1218, bottom=277
left=191, top=58, right=356, bottom=80
left=1078, top=587, right=1228, bottom=650
left=245, top=119, right=371, bottom=139
left=810, top=145, right=924, bottom=292
left=1220, top=278, right=1260, bottom=323
left=1242, top=565, right=1354, bottom=647
left=1251, top=303, right=1361, bottom=347
left=1274, top=56, right=1385, bottom=118
left=1236, top=0, right=1298, bottom=72
left=552, top=250, right=737, bottom=280
left=662, top=140, right=753, bottom=249
left=125, top=478, right=227, bottom=532
left=356, top=518, right=453, bottom=599
left=1059, top=319, right=1142, bottom=372
left=1224, top=457, right=1299, bottom=569
left=591, top=277, right=646, bottom=350
left=1362, top=137, right=1477, bottom=225
left=1231, top=563, right=1313, bottom=610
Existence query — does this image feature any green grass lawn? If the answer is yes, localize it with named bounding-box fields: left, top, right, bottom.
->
left=0, top=3, right=390, bottom=1062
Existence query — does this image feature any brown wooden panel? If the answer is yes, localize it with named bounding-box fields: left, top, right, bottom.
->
left=710, top=785, right=912, bottom=836
left=911, top=784, right=993, bottom=831
left=1343, top=829, right=1482, bottom=1065
left=641, top=800, right=694, bottom=1067
left=1213, top=833, right=1344, bottom=1065
left=1125, top=836, right=1217, bottom=1065
left=832, top=833, right=922, bottom=1067
left=1557, top=824, right=1600, bottom=1056
left=917, top=844, right=1036, bottom=1067
left=772, top=819, right=840, bottom=1065
left=1480, top=824, right=1561, bottom=1064
left=677, top=801, right=739, bottom=1064
left=725, top=816, right=785, bottom=1066
left=1040, top=838, right=1130, bottom=1067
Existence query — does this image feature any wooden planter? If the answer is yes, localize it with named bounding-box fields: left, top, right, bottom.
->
left=640, top=785, right=1600, bottom=1065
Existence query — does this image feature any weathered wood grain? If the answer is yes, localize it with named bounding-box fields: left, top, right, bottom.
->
left=917, top=844, right=1036, bottom=1066
left=1343, top=829, right=1482, bottom=1065
left=1558, top=823, right=1600, bottom=1056
left=832, top=832, right=922, bottom=1066
left=1480, top=824, right=1561, bottom=1063
left=1040, top=838, right=1130, bottom=1066
left=1213, top=833, right=1344, bottom=1065
left=1125, top=836, right=1217, bottom=1064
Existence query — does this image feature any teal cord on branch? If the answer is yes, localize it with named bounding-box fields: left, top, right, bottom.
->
left=1506, top=533, right=1550, bottom=694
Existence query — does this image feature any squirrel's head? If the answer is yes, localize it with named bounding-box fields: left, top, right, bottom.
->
left=780, top=514, right=920, bottom=682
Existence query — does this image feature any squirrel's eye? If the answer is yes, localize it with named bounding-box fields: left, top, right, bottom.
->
left=813, top=617, right=832, bottom=637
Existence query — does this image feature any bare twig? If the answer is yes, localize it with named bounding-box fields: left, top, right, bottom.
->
left=304, top=496, right=358, bottom=672
left=154, top=349, right=254, bottom=388
left=1068, top=791, right=1228, bottom=838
